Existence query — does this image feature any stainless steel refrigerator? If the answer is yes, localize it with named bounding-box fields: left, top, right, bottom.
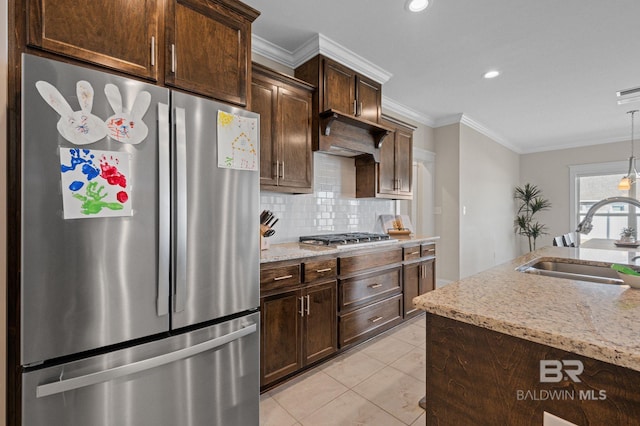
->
left=20, top=54, right=260, bottom=426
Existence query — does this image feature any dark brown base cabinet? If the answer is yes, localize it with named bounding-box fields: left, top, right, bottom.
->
left=403, top=242, right=436, bottom=318
left=260, top=258, right=338, bottom=389
left=260, top=242, right=437, bottom=391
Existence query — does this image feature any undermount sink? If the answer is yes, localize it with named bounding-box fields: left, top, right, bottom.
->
left=517, top=258, right=624, bottom=285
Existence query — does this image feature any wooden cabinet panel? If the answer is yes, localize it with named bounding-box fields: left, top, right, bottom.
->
left=27, top=0, right=159, bottom=79
left=356, top=75, right=381, bottom=123
left=260, top=264, right=301, bottom=292
left=378, top=127, right=396, bottom=194
left=252, top=63, right=314, bottom=194
left=260, top=290, right=302, bottom=386
left=304, top=281, right=338, bottom=365
left=278, top=86, right=313, bottom=189
left=167, top=0, right=254, bottom=105
left=304, top=258, right=337, bottom=283
left=339, top=267, right=401, bottom=312
left=395, top=127, right=413, bottom=195
left=403, top=262, right=421, bottom=318
left=403, top=244, right=422, bottom=261
left=340, top=294, right=402, bottom=347
left=339, top=247, right=402, bottom=275
left=251, top=77, right=278, bottom=186
left=421, top=243, right=436, bottom=258
left=323, top=59, right=356, bottom=115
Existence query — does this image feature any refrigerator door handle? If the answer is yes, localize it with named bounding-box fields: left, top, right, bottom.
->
left=35, top=322, right=258, bottom=398
left=157, top=103, right=171, bottom=317
left=174, top=106, right=187, bottom=313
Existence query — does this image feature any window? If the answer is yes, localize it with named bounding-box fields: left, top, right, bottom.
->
left=570, top=161, right=639, bottom=245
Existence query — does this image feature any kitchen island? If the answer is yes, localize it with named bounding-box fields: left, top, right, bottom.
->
left=413, top=245, right=640, bottom=425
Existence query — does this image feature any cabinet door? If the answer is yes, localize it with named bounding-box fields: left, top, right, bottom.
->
left=421, top=259, right=436, bottom=293
left=251, top=76, right=279, bottom=187
left=395, top=127, right=413, bottom=196
left=304, top=281, right=337, bottom=365
left=356, top=75, right=381, bottom=123
left=278, top=86, right=313, bottom=190
left=28, top=0, right=158, bottom=80
left=167, top=0, right=251, bottom=105
left=260, top=290, right=303, bottom=387
left=403, top=262, right=421, bottom=318
left=378, top=130, right=397, bottom=195
left=323, top=59, right=357, bottom=115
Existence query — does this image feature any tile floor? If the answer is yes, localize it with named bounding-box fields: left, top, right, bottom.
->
left=260, top=314, right=427, bottom=426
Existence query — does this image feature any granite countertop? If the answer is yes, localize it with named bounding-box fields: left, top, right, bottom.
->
left=260, top=235, right=439, bottom=263
left=413, top=245, right=640, bottom=372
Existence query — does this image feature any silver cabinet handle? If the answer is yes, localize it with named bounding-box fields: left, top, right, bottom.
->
left=171, top=44, right=176, bottom=73
left=305, top=295, right=310, bottom=316
left=174, top=107, right=187, bottom=313
left=36, top=323, right=257, bottom=398
left=409, top=251, right=420, bottom=256
left=151, top=36, right=156, bottom=67
left=368, top=283, right=382, bottom=289
left=353, top=100, right=357, bottom=115
left=273, top=274, right=293, bottom=281
left=369, top=316, right=383, bottom=323
left=299, top=296, right=305, bottom=317
left=316, top=268, right=332, bottom=273
left=281, top=161, right=285, bottom=180
left=156, top=103, right=170, bottom=316
left=358, top=102, right=363, bottom=117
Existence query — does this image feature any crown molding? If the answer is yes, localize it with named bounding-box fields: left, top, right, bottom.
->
left=433, top=113, right=521, bottom=153
left=252, top=33, right=392, bottom=84
left=382, top=96, right=435, bottom=127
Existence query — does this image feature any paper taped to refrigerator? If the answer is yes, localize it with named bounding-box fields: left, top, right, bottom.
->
left=59, top=148, right=132, bottom=219
left=217, top=110, right=258, bottom=171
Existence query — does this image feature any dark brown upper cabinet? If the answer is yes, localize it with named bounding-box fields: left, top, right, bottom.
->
left=27, top=0, right=259, bottom=105
left=165, top=0, right=259, bottom=106
left=251, top=63, right=314, bottom=193
left=355, top=115, right=414, bottom=199
left=27, top=0, right=160, bottom=80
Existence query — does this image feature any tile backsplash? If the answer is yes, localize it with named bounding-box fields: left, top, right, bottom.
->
left=260, top=153, right=396, bottom=243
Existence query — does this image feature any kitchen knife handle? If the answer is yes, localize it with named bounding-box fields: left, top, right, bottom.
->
left=175, top=107, right=188, bottom=313
left=156, top=103, right=171, bottom=317
left=36, top=323, right=257, bottom=398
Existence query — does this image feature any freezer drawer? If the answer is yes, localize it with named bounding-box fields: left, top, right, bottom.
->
left=22, top=313, right=259, bottom=426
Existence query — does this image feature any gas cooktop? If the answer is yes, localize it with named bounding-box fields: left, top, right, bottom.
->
left=299, top=232, right=393, bottom=248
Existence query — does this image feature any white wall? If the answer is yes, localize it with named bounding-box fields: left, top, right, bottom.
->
left=434, top=124, right=461, bottom=282
left=459, top=125, right=519, bottom=278
left=521, top=140, right=631, bottom=248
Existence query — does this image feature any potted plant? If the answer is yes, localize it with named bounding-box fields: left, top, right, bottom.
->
left=620, top=227, right=636, bottom=243
left=514, top=183, right=552, bottom=251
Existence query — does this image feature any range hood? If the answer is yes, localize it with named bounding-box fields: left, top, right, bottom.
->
left=316, top=109, right=392, bottom=162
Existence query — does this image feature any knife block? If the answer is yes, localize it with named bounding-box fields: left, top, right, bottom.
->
left=260, top=224, right=270, bottom=250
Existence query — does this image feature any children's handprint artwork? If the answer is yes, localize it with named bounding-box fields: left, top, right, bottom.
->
left=217, top=110, right=258, bottom=171
left=60, top=148, right=132, bottom=219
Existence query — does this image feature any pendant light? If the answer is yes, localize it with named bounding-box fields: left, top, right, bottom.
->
left=618, top=110, right=639, bottom=190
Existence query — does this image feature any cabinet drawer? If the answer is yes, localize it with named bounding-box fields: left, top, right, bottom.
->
left=304, top=258, right=337, bottom=283
left=260, top=264, right=301, bottom=292
left=421, top=243, right=436, bottom=258
left=339, top=295, right=402, bottom=347
left=403, top=244, right=422, bottom=261
left=339, top=267, right=401, bottom=312
left=339, top=247, right=402, bottom=275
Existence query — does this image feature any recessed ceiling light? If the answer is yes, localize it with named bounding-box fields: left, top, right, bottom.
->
left=483, top=70, right=500, bottom=79
left=406, top=0, right=430, bottom=13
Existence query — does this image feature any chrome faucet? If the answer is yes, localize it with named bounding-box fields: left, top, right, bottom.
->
left=576, top=196, right=640, bottom=234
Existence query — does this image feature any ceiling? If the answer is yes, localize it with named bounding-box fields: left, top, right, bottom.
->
left=242, top=0, right=640, bottom=154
